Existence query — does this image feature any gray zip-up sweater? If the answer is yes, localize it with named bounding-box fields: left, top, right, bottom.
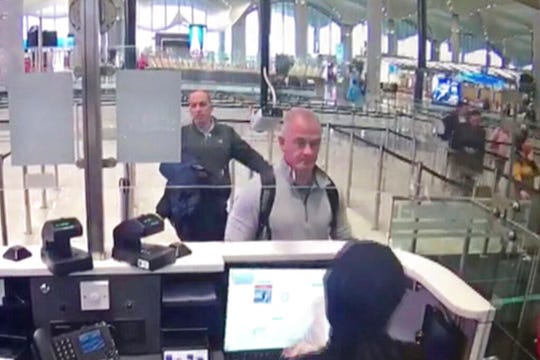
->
left=225, top=159, right=352, bottom=241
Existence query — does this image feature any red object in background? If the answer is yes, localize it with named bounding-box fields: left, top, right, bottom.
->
left=24, top=57, right=31, bottom=73
left=137, top=54, right=149, bottom=70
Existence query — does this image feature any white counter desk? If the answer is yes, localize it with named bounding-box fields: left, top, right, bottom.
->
left=0, top=243, right=224, bottom=276
left=0, top=240, right=495, bottom=359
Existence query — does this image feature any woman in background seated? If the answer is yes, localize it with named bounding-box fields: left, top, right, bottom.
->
left=284, top=241, right=424, bottom=360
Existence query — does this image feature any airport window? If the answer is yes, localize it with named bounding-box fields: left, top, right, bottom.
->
left=352, top=23, right=365, bottom=56
left=246, top=10, right=259, bottom=58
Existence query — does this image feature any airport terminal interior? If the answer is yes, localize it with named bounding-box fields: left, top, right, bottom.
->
left=1, top=0, right=540, bottom=359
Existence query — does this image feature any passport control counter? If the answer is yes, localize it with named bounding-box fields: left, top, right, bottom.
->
left=0, top=241, right=495, bottom=360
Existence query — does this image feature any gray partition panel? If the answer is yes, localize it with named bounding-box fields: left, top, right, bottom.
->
left=8, top=72, right=75, bottom=165
left=116, top=70, right=182, bottom=163
left=0, top=0, right=24, bottom=88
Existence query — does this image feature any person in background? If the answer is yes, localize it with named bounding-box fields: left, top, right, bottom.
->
left=439, top=100, right=469, bottom=141
left=137, top=52, right=149, bottom=70
left=284, top=241, right=424, bottom=360
left=225, top=108, right=351, bottom=241
left=157, top=90, right=271, bottom=241
left=447, top=109, right=486, bottom=196
left=512, top=142, right=539, bottom=200
left=489, top=124, right=511, bottom=192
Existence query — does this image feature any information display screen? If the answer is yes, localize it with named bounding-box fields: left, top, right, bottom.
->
left=188, top=24, right=207, bottom=57
left=431, top=75, right=461, bottom=106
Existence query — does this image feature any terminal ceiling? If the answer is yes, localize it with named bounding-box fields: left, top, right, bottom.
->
left=23, top=0, right=537, bottom=65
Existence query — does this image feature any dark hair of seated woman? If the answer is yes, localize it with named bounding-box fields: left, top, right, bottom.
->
left=296, top=241, right=425, bottom=360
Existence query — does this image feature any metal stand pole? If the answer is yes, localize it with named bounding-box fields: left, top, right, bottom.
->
left=0, top=157, right=8, bottom=246
left=323, top=122, right=331, bottom=172
left=40, top=165, right=47, bottom=209
left=81, top=0, right=105, bottom=255
left=374, top=137, right=385, bottom=230
left=345, top=131, right=354, bottom=206
left=229, top=160, right=236, bottom=208
left=54, top=165, right=59, bottom=190
left=22, top=166, right=32, bottom=235
left=267, top=130, right=275, bottom=163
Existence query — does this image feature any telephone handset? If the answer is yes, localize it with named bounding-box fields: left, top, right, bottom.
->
left=33, top=322, right=120, bottom=360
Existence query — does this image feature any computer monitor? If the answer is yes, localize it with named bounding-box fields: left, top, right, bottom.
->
left=224, top=268, right=330, bottom=353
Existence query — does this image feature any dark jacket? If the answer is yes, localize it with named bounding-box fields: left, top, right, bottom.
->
left=156, top=154, right=208, bottom=222
left=156, top=119, right=270, bottom=241
left=440, top=112, right=459, bottom=141
left=297, top=342, right=424, bottom=360
left=180, top=120, right=271, bottom=202
left=449, top=123, right=486, bottom=173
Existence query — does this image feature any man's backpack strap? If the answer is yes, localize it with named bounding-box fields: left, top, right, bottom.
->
left=325, top=176, right=340, bottom=239
left=256, top=170, right=276, bottom=240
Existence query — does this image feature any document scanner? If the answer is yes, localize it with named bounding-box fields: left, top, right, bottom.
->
left=41, top=218, right=93, bottom=275
left=112, top=214, right=177, bottom=271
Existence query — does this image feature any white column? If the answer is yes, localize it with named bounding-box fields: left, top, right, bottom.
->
left=451, top=13, right=460, bottom=63
left=231, top=14, right=246, bottom=64
left=341, top=24, right=353, bottom=62
left=534, top=8, right=540, bottom=122
left=295, top=2, right=308, bottom=59
left=501, top=38, right=509, bottom=68
left=108, top=5, right=124, bottom=52
left=69, top=17, right=82, bottom=70
left=387, top=19, right=398, bottom=56
left=366, top=0, right=382, bottom=103
left=430, top=39, right=440, bottom=61
left=0, top=0, right=24, bottom=87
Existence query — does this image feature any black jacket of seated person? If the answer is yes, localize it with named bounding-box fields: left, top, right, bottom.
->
left=295, top=241, right=425, bottom=360
left=158, top=119, right=271, bottom=241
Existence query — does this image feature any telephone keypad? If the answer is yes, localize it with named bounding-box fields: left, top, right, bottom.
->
left=53, top=338, right=77, bottom=360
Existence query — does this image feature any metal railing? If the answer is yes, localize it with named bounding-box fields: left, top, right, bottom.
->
left=0, top=151, right=10, bottom=246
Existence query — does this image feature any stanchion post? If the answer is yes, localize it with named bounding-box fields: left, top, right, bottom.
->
left=22, top=166, right=32, bottom=234
left=0, top=157, right=8, bottom=246
left=54, top=165, right=59, bottom=190
left=323, top=122, right=331, bottom=172
left=40, top=165, right=47, bottom=209
left=267, top=130, right=275, bottom=163
left=506, top=136, right=516, bottom=198
left=373, top=136, right=385, bottom=230
left=411, top=162, right=423, bottom=198
left=345, top=131, right=354, bottom=206
left=230, top=160, right=236, bottom=207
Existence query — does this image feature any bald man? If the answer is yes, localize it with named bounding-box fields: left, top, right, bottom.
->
left=157, top=90, right=270, bottom=241
left=225, top=108, right=351, bottom=241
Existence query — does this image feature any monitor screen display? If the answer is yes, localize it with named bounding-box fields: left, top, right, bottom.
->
left=78, top=329, right=106, bottom=354
left=431, top=75, right=461, bottom=106
left=224, top=268, right=329, bottom=352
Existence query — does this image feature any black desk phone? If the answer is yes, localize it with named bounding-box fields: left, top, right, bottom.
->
left=33, top=323, right=119, bottom=360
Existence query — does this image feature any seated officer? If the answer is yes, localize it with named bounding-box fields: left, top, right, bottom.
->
left=285, top=241, right=425, bottom=360
left=157, top=90, right=271, bottom=241
left=224, top=107, right=351, bottom=241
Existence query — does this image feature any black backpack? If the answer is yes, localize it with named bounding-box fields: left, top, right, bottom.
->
left=255, top=168, right=340, bottom=240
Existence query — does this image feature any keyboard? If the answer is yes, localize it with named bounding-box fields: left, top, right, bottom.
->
left=225, top=350, right=283, bottom=360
